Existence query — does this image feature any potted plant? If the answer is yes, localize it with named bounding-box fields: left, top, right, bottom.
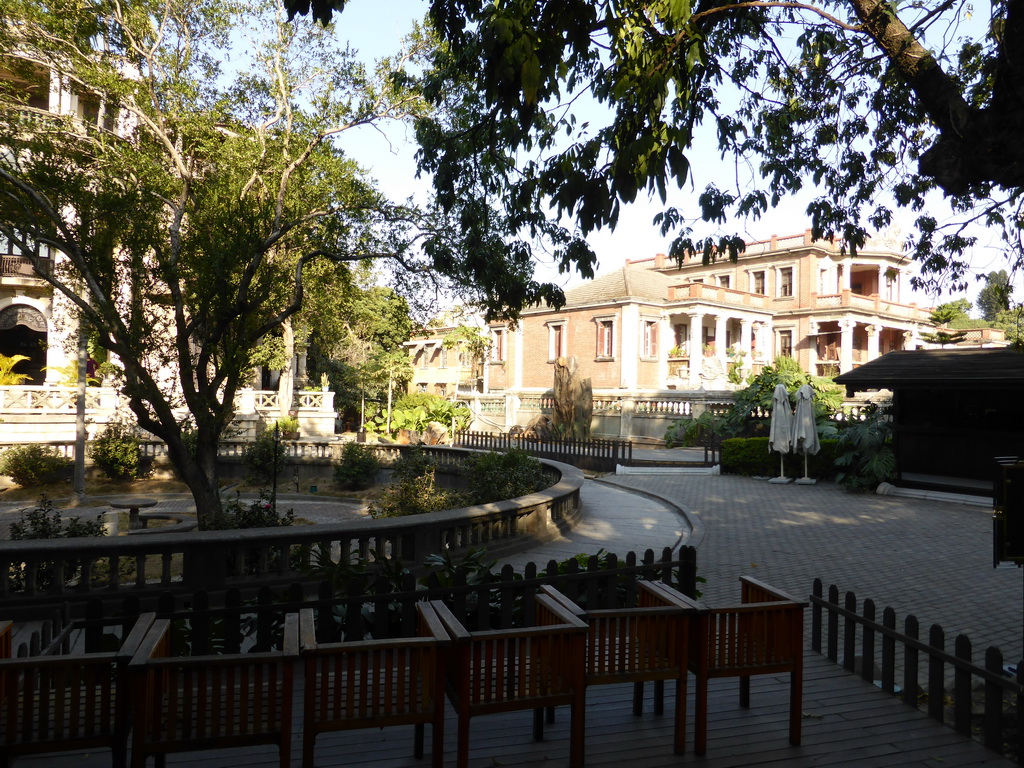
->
left=274, top=415, right=300, bottom=440
left=668, top=345, right=685, bottom=358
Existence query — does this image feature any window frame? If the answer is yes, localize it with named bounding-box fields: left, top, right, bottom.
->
left=594, top=316, right=615, bottom=361
left=546, top=320, right=567, bottom=361
left=778, top=266, right=794, bottom=298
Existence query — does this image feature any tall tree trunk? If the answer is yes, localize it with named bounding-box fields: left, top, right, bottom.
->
left=278, top=318, right=295, bottom=420
left=553, top=356, right=592, bottom=439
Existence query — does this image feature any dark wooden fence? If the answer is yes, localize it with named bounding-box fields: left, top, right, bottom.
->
left=454, top=431, right=632, bottom=472
left=13, top=547, right=697, bottom=656
left=811, top=579, right=1024, bottom=762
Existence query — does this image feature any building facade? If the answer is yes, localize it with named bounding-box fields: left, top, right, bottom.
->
left=488, top=230, right=937, bottom=396
left=0, top=65, right=82, bottom=384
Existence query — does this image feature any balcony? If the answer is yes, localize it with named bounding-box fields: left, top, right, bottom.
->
left=0, top=254, right=51, bottom=282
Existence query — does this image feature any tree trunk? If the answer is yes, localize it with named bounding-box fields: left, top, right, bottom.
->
left=163, top=430, right=223, bottom=529
left=553, top=356, right=592, bottom=439
left=278, top=318, right=295, bottom=420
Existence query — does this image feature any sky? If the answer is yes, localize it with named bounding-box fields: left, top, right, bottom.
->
left=324, top=0, right=1001, bottom=309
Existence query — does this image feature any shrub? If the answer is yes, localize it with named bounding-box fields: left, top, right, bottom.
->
left=7, top=495, right=104, bottom=590
left=333, top=442, right=381, bottom=491
left=242, top=430, right=285, bottom=483
left=91, top=422, right=144, bottom=481
left=720, top=437, right=839, bottom=478
left=391, top=448, right=438, bottom=482
left=209, top=490, right=295, bottom=530
left=0, top=444, right=72, bottom=487
left=467, top=449, right=547, bottom=504
left=369, top=469, right=467, bottom=518
left=665, top=411, right=728, bottom=448
left=834, top=407, right=895, bottom=491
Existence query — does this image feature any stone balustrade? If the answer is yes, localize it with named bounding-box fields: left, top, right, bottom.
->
left=0, top=453, right=583, bottom=620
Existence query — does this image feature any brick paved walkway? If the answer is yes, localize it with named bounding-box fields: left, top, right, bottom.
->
left=602, top=474, right=1024, bottom=664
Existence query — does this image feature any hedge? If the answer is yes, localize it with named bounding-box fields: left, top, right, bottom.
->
left=721, top=437, right=839, bottom=479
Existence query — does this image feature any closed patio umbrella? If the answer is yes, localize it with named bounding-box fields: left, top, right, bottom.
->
left=791, top=383, right=820, bottom=484
left=768, top=383, right=793, bottom=483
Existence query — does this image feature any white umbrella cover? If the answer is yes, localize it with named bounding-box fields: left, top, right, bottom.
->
left=767, top=384, right=793, bottom=481
left=791, top=384, right=820, bottom=455
left=791, top=383, right=820, bottom=483
left=768, top=384, right=793, bottom=453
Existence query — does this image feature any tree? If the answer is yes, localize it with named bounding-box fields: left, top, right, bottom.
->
left=977, top=270, right=1013, bottom=323
left=289, top=0, right=1024, bottom=294
left=441, top=323, right=490, bottom=394
left=0, top=0, right=563, bottom=526
left=928, top=299, right=973, bottom=328
left=922, top=300, right=971, bottom=345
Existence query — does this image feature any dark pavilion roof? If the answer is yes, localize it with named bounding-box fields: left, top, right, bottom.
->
left=835, top=348, right=1024, bottom=394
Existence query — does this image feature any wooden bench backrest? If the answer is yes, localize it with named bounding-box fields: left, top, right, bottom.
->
left=0, top=613, right=154, bottom=758
left=431, top=595, right=586, bottom=708
left=299, top=604, right=447, bottom=727
left=693, top=577, right=806, bottom=676
left=541, top=582, right=702, bottom=679
left=130, top=613, right=298, bottom=748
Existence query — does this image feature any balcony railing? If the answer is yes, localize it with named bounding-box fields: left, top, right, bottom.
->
left=0, top=255, right=51, bottom=278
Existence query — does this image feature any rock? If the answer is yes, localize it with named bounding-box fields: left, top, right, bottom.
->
left=396, top=429, right=422, bottom=445
left=422, top=421, right=449, bottom=445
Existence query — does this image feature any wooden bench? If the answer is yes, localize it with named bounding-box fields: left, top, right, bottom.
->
left=540, top=582, right=705, bottom=755
left=129, top=612, right=299, bottom=768
left=299, top=604, right=448, bottom=768
left=430, top=595, right=587, bottom=768
left=681, top=575, right=806, bottom=755
left=0, top=613, right=155, bottom=768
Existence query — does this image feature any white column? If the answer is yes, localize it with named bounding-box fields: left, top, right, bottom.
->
left=687, top=312, right=704, bottom=389
left=877, top=265, right=886, bottom=296
left=839, top=319, right=855, bottom=372
left=866, top=324, right=881, bottom=361
left=739, top=319, right=753, bottom=375
left=620, top=305, right=640, bottom=389
left=759, top=321, right=773, bottom=362
left=659, top=315, right=671, bottom=386
left=513, top=325, right=524, bottom=389
left=842, top=257, right=853, bottom=290
left=903, top=329, right=919, bottom=351
left=714, top=314, right=728, bottom=368
left=808, top=320, right=819, bottom=375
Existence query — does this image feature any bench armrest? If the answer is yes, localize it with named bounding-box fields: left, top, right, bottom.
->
left=740, top=575, right=807, bottom=606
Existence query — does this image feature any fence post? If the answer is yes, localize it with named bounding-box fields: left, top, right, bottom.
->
left=903, top=615, right=919, bottom=707
left=953, top=634, right=972, bottom=734
left=843, top=591, right=856, bottom=672
left=861, top=598, right=875, bottom=682
left=881, top=607, right=896, bottom=694
left=827, top=584, right=839, bottom=662
left=928, top=624, right=945, bottom=722
left=811, top=579, right=822, bottom=652
left=983, top=646, right=1005, bottom=751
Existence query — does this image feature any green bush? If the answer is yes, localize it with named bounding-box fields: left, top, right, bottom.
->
left=0, top=444, right=73, bottom=487
left=720, top=437, right=839, bottom=478
left=391, top=448, right=438, bottom=482
left=208, top=490, right=295, bottom=530
left=242, top=430, right=285, bottom=483
left=333, top=442, right=381, bottom=491
left=467, top=449, right=547, bottom=504
left=91, top=422, right=144, bottom=481
left=7, top=495, right=104, bottom=590
left=369, top=470, right=467, bottom=518
left=834, top=407, right=895, bottom=491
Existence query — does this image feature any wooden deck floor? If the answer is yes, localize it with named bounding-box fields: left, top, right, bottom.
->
left=22, top=650, right=1016, bottom=768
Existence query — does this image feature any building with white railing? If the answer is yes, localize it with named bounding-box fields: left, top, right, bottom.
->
left=486, top=229, right=948, bottom=398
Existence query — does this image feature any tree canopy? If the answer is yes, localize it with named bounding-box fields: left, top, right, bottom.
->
left=0, top=0, right=568, bottom=524
left=288, top=0, right=1024, bottom=294
left=977, top=270, right=1013, bottom=322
